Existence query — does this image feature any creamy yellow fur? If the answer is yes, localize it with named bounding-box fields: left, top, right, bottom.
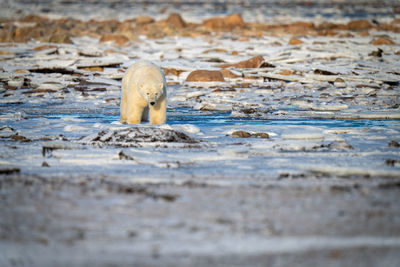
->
left=120, top=61, right=167, bottom=125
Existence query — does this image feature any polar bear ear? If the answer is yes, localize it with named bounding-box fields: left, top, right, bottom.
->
left=158, top=83, right=164, bottom=89
left=139, top=83, right=144, bottom=90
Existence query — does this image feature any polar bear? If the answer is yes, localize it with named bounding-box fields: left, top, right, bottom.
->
left=120, top=61, right=167, bottom=125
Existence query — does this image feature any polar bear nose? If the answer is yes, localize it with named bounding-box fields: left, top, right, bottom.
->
left=150, top=101, right=156, bottom=106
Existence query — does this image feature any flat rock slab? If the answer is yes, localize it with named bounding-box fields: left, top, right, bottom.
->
left=81, top=127, right=199, bottom=147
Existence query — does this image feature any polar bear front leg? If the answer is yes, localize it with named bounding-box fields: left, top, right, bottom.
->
left=126, top=94, right=146, bottom=124
left=149, top=96, right=166, bottom=125
left=126, top=105, right=145, bottom=124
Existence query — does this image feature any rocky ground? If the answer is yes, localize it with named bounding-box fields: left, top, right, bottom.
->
left=1, top=0, right=400, bottom=266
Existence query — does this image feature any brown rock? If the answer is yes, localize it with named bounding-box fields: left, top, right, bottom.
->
left=14, top=69, right=30, bottom=74
left=347, top=19, right=373, bottom=31
left=203, top=13, right=244, bottom=30
left=99, top=34, right=129, bottom=46
left=219, top=55, right=265, bottom=69
left=253, top=132, right=269, bottom=139
left=286, top=21, right=315, bottom=34
left=165, top=13, right=187, bottom=29
left=186, top=70, right=225, bottom=82
left=391, top=18, right=400, bottom=25
left=278, top=69, right=294, bottom=76
left=288, top=37, right=303, bottom=45
left=81, top=66, right=103, bottom=72
left=49, top=34, right=73, bottom=44
left=0, top=50, right=12, bottom=55
left=224, top=13, right=245, bottom=27
left=22, top=15, right=48, bottom=23
left=33, top=45, right=57, bottom=51
left=232, top=131, right=251, bottom=138
left=135, top=15, right=155, bottom=25
left=370, top=36, right=395, bottom=45
left=163, top=68, right=184, bottom=76
left=203, top=48, right=228, bottom=54
left=289, top=21, right=314, bottom=29
left=220, top=69, right=240, bottom=78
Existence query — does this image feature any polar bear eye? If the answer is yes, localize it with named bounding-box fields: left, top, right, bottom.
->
left=146, top=92, right=150, bottom=96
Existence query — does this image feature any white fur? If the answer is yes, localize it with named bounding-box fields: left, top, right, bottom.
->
left=120, top=61, right=167, bottom=125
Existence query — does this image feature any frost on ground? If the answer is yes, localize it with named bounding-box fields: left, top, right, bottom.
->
left=1, top=1, right=400, bottom=266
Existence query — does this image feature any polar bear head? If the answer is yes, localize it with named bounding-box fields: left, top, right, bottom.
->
left=138, top=81, right=164, bottom=106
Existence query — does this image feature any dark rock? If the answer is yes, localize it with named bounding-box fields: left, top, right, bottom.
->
left=42, top=161, right=50, bottom=167
left=11, top=135, right=31, bottom=142
left=253, top=132, right=269, bottom=139
left=82, top=127, right=199, bottom=147
left=369, top=48, right=383, bottom=57
left=385, top=159, right=400, bottom=167
left=388, top=140, right=400, bottom=148
left=0, top=167, right=20, bottom=175
left=232, top=131, right=251, bottom=138
left=49, top=34, right=73, bottom=44
left=370, top=37, right=395, bottom=45
left=314, top=69, right=337, bottom=75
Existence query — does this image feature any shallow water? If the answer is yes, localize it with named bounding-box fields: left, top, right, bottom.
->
left=41, top=108, right=400, bottom=129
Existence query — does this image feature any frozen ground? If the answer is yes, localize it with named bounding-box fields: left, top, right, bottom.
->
left=1, top=1, right=400, bottom=266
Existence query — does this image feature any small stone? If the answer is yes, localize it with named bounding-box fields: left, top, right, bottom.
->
left=42, top=161, right=50, bottom=167
left=219, top=55, right=265, bottom=69
left=81, top=66, right=103, bottom=72
left=369, top=48, right=383, bottom=57
left=347, top=19, right=373, bottom=31
left=232, top=131, right=251, bottom=138
left=14, top=69, right=30, bottom=74
left=241, top=108, right=256, bottom=114
left=278, top=69, right=294, bottom=76
left=11, top=135, right=31, bottom=142
left=33, top=45, right=58, bottom=51
left=203, top=13, right=244, bottom=30
left=99, top=34, right=129, bottom=46
left=0, top=167, right=20, bottom=175
left=370, top=37, right=395, bottom=45
left=203, top=48, right=228, bottom=54
left=163, top=68, right=184, bottom=76
left=49, top=34, right=73, bottom=44
left=186, top=70, right=225, bottom=82
left=288, top=37, right=303, bottom=45
left=165, top=13, right=187, bottom=29
left=253, top=132, right=269, bottom=139
left=134, top=15, right=155, bottom=25
left=0, top=50, right=12, bottom=55
left=388, top=140, right=400, bottom=148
